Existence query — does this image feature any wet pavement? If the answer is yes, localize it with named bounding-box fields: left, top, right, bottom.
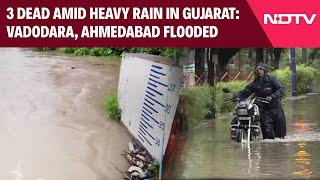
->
left=0, top=48, right=130, bottom=180
left=168, top=91, right=320, bottom=179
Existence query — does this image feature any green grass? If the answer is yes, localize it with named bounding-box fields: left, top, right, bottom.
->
left=183, top=84, right=215, bottom=127
left=182, top=82, right=246, bottom=127
left=58, top=48, right=77, bottom=54
left=104, top=94, right=121, bottom=121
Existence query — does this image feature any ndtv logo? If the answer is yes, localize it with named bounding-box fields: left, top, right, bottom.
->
left=264, top=14, right=317, bottom=25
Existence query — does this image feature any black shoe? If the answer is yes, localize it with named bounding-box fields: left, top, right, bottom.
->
left=252, top=128, right=260, bottom=136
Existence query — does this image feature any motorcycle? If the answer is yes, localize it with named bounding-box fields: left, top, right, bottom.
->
left=223, top=88, right=271, bottom=143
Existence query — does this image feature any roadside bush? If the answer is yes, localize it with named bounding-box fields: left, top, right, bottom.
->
left=88, top=48, right=113, bottom=56
left=88, top=48, right=103, bottom=56
left=271, top=64, right=319, bottom=94
left=160, top=48, right=182, bottom=59
left=183, top=84, right=214, bottom=127
left=182, top=82, right=246, bottom=126
left=214, top=81, right=247, bottom=113
left=58, top=48, right=77, bottom=54
left=104, top=94, right=121, bottom=121
left=32, top=48, right=56, bottom=51
left=309, top=59, right=320, bottom=69
left=296, top=65, right=319, bottom=93
left=270, top=67, right=291, bottom=92
left=74, top=48, right=91, bottom=56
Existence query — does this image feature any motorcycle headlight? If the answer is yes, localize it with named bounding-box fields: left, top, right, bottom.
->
left=237, top=109, right=248, bottom=116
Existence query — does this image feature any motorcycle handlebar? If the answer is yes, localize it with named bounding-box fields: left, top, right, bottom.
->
left=224, top=98, right=240, bottom=103
left=255, top=97, right=270, bottom=104
left=224, top=97, right=270, bottom=104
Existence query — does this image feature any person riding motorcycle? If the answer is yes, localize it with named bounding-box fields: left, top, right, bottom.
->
left=228, top=63, right=286, bottom=139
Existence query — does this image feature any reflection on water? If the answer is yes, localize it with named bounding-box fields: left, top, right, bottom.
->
left=167, top=94, right=320, bottom=179
left=293, top=142, right=312, bottom=178
left=291, top=97, right=313, bottom=179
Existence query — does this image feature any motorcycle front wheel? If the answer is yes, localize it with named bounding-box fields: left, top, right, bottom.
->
left=236, top=129, right=248, bottom=142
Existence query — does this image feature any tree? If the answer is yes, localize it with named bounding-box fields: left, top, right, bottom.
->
left=195, top=48, right=205, bottom=84
left=207, top=48, right=217, bottom=85
left=248, top=48, right=253, bottom=59
left=309, top=48, right=320, bottom=61
left=255, top=48, right=264, bottom=64
left=217, top=48, right=239, bottom=81
left=273, top=48, right=282, bottom=70
left=302, top=48, right=307, bottom=64
left=265, top=48, right=273, bottom=66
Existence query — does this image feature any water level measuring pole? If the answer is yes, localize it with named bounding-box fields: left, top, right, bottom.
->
left=159, top=62, right=176, bottom=180
left=118, top=54, right=183, bottom=179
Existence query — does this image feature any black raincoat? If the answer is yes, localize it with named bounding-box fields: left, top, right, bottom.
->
left=233, top=64, right=286, bottom=139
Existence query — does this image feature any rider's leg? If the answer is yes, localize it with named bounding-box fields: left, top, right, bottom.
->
left=273, top=106, right=286, bottom=139
left=260, top=109, right=275, bottom=139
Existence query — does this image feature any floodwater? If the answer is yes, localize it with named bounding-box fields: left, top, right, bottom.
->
left=168, top=92, right=320, bottom=179
left=0, top=48, right=130, bottom=180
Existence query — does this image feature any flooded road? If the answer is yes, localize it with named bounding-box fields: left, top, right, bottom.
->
left=168, top=92, right=320, bottom=179
left=0, top=48, right=130, bottom=179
